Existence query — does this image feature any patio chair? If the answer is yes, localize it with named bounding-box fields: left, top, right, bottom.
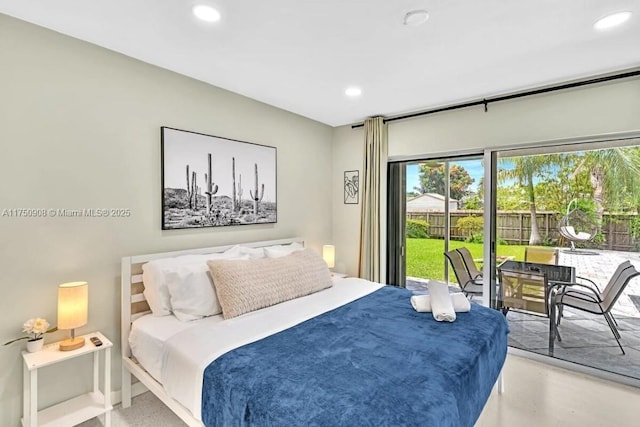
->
left=499, top=268, right=548, bottom=316
left=558, top=199, right=597, bottom=252
left=553, top=260, right=640, bottom=355
left=444, top=249, right=483, bottom=298
left=456, top=247, right=483, bottom=283
left=524, top=247, right=559, bottom=265
left=559, top=225, right=592, bottom=250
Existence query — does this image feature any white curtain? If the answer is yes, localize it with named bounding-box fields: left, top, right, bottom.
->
left=359, top=117, right=388, bottom=282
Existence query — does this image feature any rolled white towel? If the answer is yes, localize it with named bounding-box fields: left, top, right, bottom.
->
left=452, top=293, right=471, bottom=312
left=410, top=294, right=432, bottom=312
left=410, top=293, right=471, bottom=313
left=427, top=281, right=456, bottom=322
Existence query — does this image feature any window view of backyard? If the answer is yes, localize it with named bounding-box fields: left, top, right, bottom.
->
left=405, top=142, right=640, bottom=381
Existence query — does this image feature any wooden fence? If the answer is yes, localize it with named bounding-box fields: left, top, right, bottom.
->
left=407, top=210, right=639, bottom=252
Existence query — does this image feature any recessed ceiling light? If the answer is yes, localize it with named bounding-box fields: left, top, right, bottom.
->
left=193, top=4, right=221, bottom=23
left=404, top=10, right=429, bottom=26
left=594, top=11, right=631, bottom=30
left=345, top=87, right=362, bottom=97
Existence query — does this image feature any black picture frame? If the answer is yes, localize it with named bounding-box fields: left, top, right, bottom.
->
left=344, top=170, right=359, bottom=204
left=161, top=127, right=277, bottom=230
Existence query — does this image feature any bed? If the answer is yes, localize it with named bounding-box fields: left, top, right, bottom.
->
left=121, top=238, right=508, bottom=426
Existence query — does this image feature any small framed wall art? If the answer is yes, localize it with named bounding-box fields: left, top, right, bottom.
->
left=344, top=170, right=359, bottom=204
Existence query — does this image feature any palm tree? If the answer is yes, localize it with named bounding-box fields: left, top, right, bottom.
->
left=574, top=147, right=640, bottom=233
left=498, top=155, right=552, bottom=245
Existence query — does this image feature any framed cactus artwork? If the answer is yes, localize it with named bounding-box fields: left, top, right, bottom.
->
left=161, top=127, right=277, bottom=229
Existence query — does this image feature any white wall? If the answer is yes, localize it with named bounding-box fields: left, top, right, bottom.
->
left=333, top=78, right=640, bottom=277
left=389, top=78, right=640, bottom=156
left=0, top=14, right=333, bottom=424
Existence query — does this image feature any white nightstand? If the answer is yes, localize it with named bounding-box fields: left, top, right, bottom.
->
left=22, top=331, right=112, bottom=427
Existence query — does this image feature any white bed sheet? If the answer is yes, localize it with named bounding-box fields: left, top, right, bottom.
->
left=129, top=312, right=222, bottom=382
left=134, top=277, right=383, bottom=421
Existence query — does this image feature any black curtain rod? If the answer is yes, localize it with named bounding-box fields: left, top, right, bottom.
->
left=351, top=69, right=640, bottom=129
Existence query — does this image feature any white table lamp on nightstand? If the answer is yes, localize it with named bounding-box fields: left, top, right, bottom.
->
left=323, top=245, right=335, bottom=269
left=57, top=281, right=88, bottom=351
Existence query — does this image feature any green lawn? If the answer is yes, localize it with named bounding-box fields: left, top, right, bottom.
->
left=406, top=238, right=528, bottom=281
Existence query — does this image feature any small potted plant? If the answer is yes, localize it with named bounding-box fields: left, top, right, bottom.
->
left=3, top=318, right=57, bottom=353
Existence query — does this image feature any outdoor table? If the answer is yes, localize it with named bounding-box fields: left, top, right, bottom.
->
left=498, top=260, right=576, bottom=356
left=474, top=255, right=514, bottom=268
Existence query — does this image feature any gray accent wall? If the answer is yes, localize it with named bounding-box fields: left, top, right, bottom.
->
left=0, top=14, right=333, bottom=424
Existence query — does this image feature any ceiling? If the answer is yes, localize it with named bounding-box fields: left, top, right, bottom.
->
left=1, top=0, right=639, bottom=127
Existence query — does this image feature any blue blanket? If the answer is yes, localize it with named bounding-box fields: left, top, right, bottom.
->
left=202, top=286, right=508, bottom=426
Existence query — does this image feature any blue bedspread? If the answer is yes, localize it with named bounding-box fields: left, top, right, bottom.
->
left=202, top=286, right=509, bottom=426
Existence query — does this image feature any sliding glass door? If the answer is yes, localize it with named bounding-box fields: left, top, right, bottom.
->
left=388, top=135, right=640, bottom=385
left=489, top=136, right=640, bottom=383
left=387, top=155, right=484, bottom=290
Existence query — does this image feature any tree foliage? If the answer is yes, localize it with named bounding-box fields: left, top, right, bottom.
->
left=532, top=155, right=592, bottom=212
left=498, top=155, right=561, bottom=244
left=414, top=163, right=474, bottom=201
left=461, top=195, right=483, bottom=210
left=493, top=147, right=640, bottom=245
left=574, top=147, right=640, bottom=231
left=496, top=185, right=528, bottom=210
left=409, top=147, right=640, bottom=247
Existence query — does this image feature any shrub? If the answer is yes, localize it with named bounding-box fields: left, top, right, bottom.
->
left=466, top=234, right=483, bottom=244
left=630, top=216, right=640, bottom=239
left=541, top=234, right=557, bottom=247
left=457, top=216, right=484, bottom=242
left=406, top=219, right=430, bottom=238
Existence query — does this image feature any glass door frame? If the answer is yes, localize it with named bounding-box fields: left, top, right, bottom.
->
left=482, top=151, right=498, bottom=308
left=387, top=153, right=484, bottom=287
left=482, top=131, right=640, bottom=389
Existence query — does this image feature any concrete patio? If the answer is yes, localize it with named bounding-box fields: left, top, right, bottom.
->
left=407, top=248, right=640, bottom=380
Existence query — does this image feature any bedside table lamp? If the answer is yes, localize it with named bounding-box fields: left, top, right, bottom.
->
left=322, top=245, right=335, bottom=269
left=57, top=281, right=88, bottom=351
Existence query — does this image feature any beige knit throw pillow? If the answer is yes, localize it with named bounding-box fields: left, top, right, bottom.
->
left=207, top=249, right=333, bottom=319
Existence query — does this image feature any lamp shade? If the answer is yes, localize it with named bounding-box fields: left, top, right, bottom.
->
left=57, top=281, right=88, bottom=330
left=322, top=245, right=335, bottom=269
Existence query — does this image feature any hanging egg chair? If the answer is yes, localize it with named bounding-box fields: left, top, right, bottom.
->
left=558, top=199, right=597, bottom=252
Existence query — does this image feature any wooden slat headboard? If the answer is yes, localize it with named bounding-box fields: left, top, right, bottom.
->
left=120, top=237, right=305, bottom=360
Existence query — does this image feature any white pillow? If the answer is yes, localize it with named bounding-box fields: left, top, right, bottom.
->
left=165, top=265, right=218, bottom=321
left=142, top=255, right=206, bottom=316
left=224, top=245, right=266, bottom=259
left=264, top=242, right=304, bottom=258
left=142, top=252, right=248, bottom=316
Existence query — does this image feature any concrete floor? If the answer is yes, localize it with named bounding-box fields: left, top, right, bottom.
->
left=407, top=247, right=640, bottom=381
left=506, top=309, right=640, bottom=379
left=476, top=354, right=640, bottom=427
